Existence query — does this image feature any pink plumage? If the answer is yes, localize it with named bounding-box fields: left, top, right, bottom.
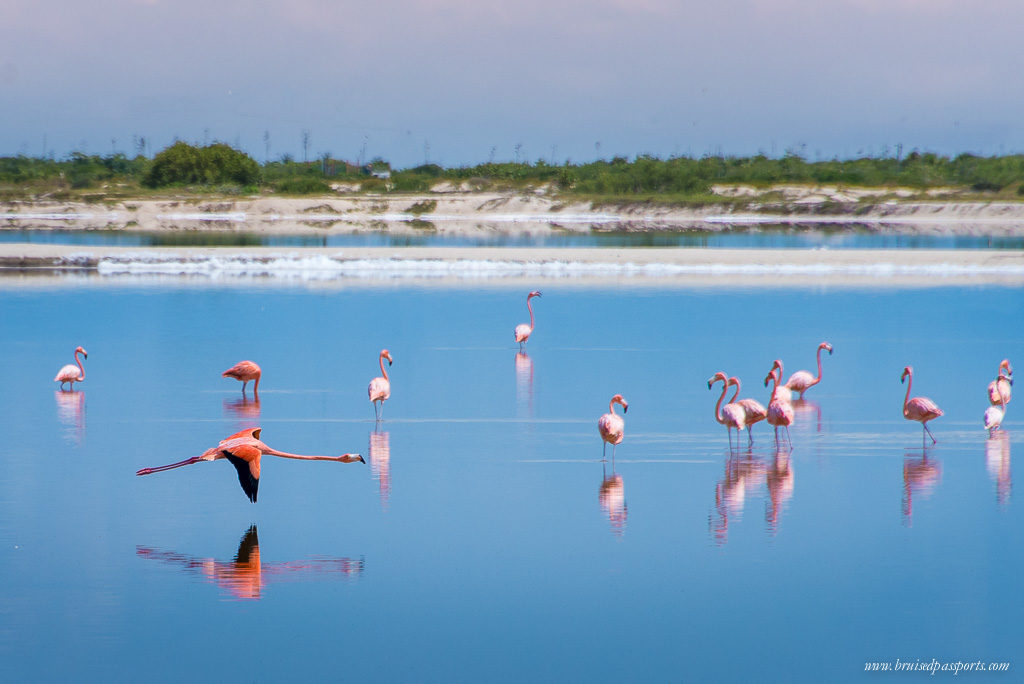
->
left=901, top=366, right=943, bottom=444
left=54, top=346, right=88, bottom=389
left=987, top=359, right=1013, bottom=406
left=222, top=360, right=261, bottom=395
left=369, top=349, right=393, bottom=421
left=514, top=291, right=541, bottom=348
left=598, top=394, right=628, bottom=459
left=784, top=342, right=832, bottom=398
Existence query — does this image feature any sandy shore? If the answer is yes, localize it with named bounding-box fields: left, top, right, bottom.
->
left=4, top=192, right=1024, bottom=234
left=1, top=243, right=1022, bottom=288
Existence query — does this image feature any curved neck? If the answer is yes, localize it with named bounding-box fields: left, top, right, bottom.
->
left=527, top=297, right=535, bottom=330
left=608, top=398, right=618, bottom=415
left=997, top=373, right=1010, bottom=408
left=814, top=346, right=825, bottom=382
left=75, top=350, right=85, bottom=380
left=767, top=373, right=779, bottom=401
left=713, top=382, right=727, bottom=424
left=903, top=372, right=913, bottom=413
left=728, top=379, right=740, bottom=404
left=379, top=355, right=389, bottom=382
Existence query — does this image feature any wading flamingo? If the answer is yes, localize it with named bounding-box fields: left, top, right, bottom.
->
left=135, top=427, right=364, bottom=503
left=765, top=369, right=794, bottom=446
left=598, top=394, right=628, bottom=460
left=785, top=342, right=833, bottom=398
left=768, top=359, right=793, bottom=403
left=368, top=349, right=393, bottom=421
left=728, top=376, right=767, bottom=445
left=514, top=291, right=542, bottom=350
left=54, top=346, right=88, bottom=390
left=988, top=359, right=1013, bottom=406
left=223, top=360, right=261, bottom=396
left=708, top=372, right=746, bottom=448
left=901, top=366, right=943, bottom=444
left=984, top=373, right=1012, bottom=434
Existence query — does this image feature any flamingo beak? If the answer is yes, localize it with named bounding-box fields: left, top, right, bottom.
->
left=623, top=405, right=628, bottom=413
left=358, top=455, right=366, bottom=464
left=707, top=381, right=713, bottom=390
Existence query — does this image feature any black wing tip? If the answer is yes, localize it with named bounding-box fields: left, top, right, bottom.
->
left=224, top=452, right=260, bottom=504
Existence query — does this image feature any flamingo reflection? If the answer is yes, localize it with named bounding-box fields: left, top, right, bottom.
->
left=515, top=351, right=534, bottom=416
left=599, top=462, right=627, bottom=537
left=54, top=390, right=85, bottom=444
left=765, top=444, right=794, bottom=535
left=791, top=399, right=823, bottom=433
left=985, top=431, right=1011, bottom=506
left=369, top=428, right=391, bottom=509
left=223, top=394, right=261, bottom=425
left=136, top=525, right=364, bottom=600
left=709, top=447, right=767, bottom=545
left=902, top=448, right=941, bottom=525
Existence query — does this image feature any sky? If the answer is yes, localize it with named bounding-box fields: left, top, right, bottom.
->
left=2, top=0, right=1022, bottom=167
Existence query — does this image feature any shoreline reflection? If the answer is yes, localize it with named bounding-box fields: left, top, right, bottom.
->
left=137, top=525, right=364, bottom=600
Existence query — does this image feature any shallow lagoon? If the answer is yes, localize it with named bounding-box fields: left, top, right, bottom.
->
left=0, top=282, right=1021, bottom=681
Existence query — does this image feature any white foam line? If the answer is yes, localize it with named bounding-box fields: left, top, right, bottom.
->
left=1, top=212, right=118, bottom=220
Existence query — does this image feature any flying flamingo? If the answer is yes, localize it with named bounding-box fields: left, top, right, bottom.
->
left=598, top=394, right=628, bottom=460
left=785, top=342, right=833, bottom=398
left=901, top=366, right=943, bottom=444
left=135, top=427, right=364, bottom=503
left=984, top=373, right=1013, bottom=434
left=368, top=349, right=393, bottom=421
left=54, top=346, right=88, bottom=390
left=708, top=372, right=746, bottom=448
left=768, top=360, right=793, bottom=403
left=988, top=359, right=1013, bottom=406
left=728, top=376, right=767, bottom=445
left=223, top=360, right=261, bottom=396
left=764, top=369, right=795, bottom=446
left=514, top=291, right=542, bottom=350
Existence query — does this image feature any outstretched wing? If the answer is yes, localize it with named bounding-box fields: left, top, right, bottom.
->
left=222, top=445, right=261, bottom=503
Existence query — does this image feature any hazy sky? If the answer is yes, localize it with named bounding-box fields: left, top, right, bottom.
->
left=2, top=0, right=1022, bottom=167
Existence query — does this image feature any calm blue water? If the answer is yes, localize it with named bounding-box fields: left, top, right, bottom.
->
left=0, top=282, right=1021, bottom=681
left=2, top=227, right=1023, bottom=249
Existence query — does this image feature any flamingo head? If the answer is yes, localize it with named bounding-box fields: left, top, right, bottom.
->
left=1000, top=359, right=1013, bottom=376
left=611, top=394, right=628, bottom=413
left=764, top=369, right=778, bottom=387
left=340, top=453, right=366, bottom=464
left=771, top=358, right=783, bottom=373
left=727, top=376, right=740, bottom=389
left=707, top=371, right=727, bottom=390
left=901, top=366, right=912, bottom=383
left=820, top=342, right=833, bottom=355
left=528, top=290, right=542, bottom=300
left=380, top=349, right=393, bottom=366
left=75, top=346, right=88, bottom=359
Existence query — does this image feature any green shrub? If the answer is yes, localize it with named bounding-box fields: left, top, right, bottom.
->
left=143, top=142, right=260, bottom=188
left=274, top=177, right=331, bottom=194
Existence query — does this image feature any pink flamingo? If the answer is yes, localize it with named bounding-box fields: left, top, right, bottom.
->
left=135, top=427, right=364, bottom=503
left=708, top=372, right=746, bottom=448
left=901, top=366, right=943, bottom=444
left=785, top=342, right=833, bottom=398
left=223, top=360, right=261, bottom=396
left=768, top=359, right=793, bottom=403
left=984, top=373, right=1012, bottom=434
left=368, top=349, right=393, bottom=421
left=765, top=369, right=795, bottom=446
left=54, top=346, right=88, bottom=390
left=728, top=376, right=767, bottom=445
left=514, top=291, right=542, bottom=350
left=988, top=359, right=1013, bottom=406
left=598, top=394, right=628, bottom=460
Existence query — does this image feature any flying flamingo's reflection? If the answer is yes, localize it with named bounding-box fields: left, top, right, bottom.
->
left=902, top=448, right=942, bottom=525
left=369, top=429, right=391, bottom=508
left=710, top=447, right=767, bottom=545
left=515, top=351, right=534, bottom=416
left=223, top=394, right=261, bottom=424
left=599, top=461, right=627, bottom=537
left=791, top=399, right=822, bottom=433
left=985, top=431, right=1011, bottom=506
left=136, top=525, right=364, bottom=600
left=765, top=444, right=794, bottom=534
left=54, top=390, right=85, bottom=444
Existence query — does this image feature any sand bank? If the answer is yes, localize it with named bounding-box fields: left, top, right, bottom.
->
left=1, top=244, right=1022, bottom=288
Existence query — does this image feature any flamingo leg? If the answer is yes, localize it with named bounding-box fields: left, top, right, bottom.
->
left=784, top=425, right=791, bottom=446
left=924, top=422, right=937, bottom=444
left=747, top=426, right=754, bottom=446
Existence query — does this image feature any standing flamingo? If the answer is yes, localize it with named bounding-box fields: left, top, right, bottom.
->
left=135, top=427, right=364, bottom=503
left=785, top=342, right=833, bottom=398
left=768, top=360, right=793, bottom=403
left=54, top=346, right=88, bottom=390
left=765, top=369, right=795, bottom=446
left=223, top=360, right=261, bottom=396
left=598, top=394, right=628, bottom=460
left=984, top=373, right=1013, bottom=434
left=901, top=366, right=943, bottom=444
left=514, top=291, right=542, bottom=350
left=728, top=376, right=767, bottom=445
left=368, top=349, right=393, bottom=421
left=988, top=359, right=1013, bottom=406
left=708, top=372, right=746, bottom=448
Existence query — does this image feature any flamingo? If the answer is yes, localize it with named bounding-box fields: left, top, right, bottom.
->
left=764, top=369, right=795, bottom=446
left=598, top=394, right=628, bottom=460
left=54, top=346, right=88, bottom=390
left=901, top=366, right=943, bottom=444
left=984, top=373, right=1013, bottom=434
left=514, top=291, right=542, bottom=350
left=708, top=372, right=746, bottom=447
left=785, top=342, right=833, bottom=398
left=988, top=359, right=1013, bottom=406
left=135, top=427, right=364, bottom=503
left=223, top=360, right=261, bottom=396
left=768, top=359, right=793, bottom=403
left=368, top=349, right=393, bottom=421
left=728, top=376, right=767, bottom=445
